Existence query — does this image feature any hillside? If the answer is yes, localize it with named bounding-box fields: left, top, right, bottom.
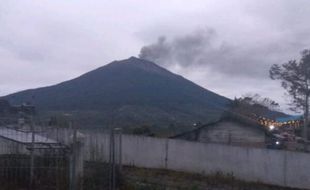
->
left=3, top=57, right=230, bottom=130
left=0, top=100, right=11, bottom=114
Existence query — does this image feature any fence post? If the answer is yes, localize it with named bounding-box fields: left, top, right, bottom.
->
left=69, top=124, right=84, bottom=190
left=29, top=117, right=35, bottom=190
left=118, top=129, right=122, bottom=175
left=109, top=128, right=122, bottom=190
left=109, top=129, right=115, bottom=190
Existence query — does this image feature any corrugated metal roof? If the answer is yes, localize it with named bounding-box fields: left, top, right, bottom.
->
left=275, top=115, right=302, bottom=123
left=0, top=127, right=57, bottom=144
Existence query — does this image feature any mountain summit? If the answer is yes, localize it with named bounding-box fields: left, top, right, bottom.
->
left=3, top=57, right=230, bottom=129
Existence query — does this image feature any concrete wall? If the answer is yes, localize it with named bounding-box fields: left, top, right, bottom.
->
left=49, top=129, right=310, bottom=189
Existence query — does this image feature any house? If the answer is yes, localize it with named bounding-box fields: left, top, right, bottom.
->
left=171, top=113, right=275, bottom=148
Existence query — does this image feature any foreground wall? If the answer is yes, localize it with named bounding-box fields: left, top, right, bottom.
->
left=50, top=129, right=310, bottom=189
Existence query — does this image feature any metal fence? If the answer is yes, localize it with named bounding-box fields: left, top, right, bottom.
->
left=0, top=124, right=123, bottom=190
left=82, top=128, right=123, bottom=190
left=0, top=126, right=70, bottom=190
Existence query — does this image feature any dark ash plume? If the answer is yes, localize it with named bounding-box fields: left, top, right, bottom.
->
left=138, top=28, right=286, bottom=78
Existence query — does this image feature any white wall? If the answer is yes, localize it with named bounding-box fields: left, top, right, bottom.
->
left=50, top=129, right=310, bottom=189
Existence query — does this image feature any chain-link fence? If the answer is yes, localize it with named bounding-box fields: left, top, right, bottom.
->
left=0, top=126, right=70, bottom=190
left=0, top=124, right=123, bottom=190
left=82, top=128, right=123, bottom=190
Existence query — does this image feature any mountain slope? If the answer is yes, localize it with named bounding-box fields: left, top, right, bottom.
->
left=3, top=57, right=231, bottom=128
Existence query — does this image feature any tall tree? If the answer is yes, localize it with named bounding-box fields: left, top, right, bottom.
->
left=231, top=93, right=282, bottom=121
left=269, top=49, right=310, bottom=140
left=236, top=93, right=280, bottom=111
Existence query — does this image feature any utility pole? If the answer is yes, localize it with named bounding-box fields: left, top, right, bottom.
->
left=304, top=96, right=309, bottom=151
left=29, top=115, right=35, bottom=189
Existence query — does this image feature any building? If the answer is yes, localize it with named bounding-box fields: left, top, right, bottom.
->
left=171, top=113, right=275, bottom=148
left=0, top=127, right=66, bottom=154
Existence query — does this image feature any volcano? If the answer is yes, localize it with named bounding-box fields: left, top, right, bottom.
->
left=3, top=57, right=230, bottom=129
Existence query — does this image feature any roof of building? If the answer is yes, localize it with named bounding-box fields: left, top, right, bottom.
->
left=0, top=127, right=57, bottom=144
left=171, top=112, right=273, bottom=139
left=275, top=115, right=302, bottom=123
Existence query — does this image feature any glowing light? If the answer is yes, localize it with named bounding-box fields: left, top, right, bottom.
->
left=269, top=125, right=275, bottom=130
left=276, top=141, right=280, bottom=145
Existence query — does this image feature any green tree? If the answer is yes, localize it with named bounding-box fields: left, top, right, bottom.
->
left=234, top=93, right=280, bottom=111
left=269, top=49, right=310, bottom=140
left=132, top=125, right=153, bottom=136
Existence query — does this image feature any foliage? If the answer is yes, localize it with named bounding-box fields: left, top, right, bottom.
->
left=231, top=93, right=286, bottom=118
left=122, top=166, right=295, bottom=190
left=0, top=99, right=11, bottom=113
left=270, top=49, right=310, bottom=112
left=48, top=115, right=70, bottom=128
left=234, top=93, right=280, bottom=111
left=131, top=125, right=154, bottom=136
left=269, top=49, right=310, bottom=139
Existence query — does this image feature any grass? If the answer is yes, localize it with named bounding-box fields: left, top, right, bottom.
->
left=120, top=166, right=304, bottom=190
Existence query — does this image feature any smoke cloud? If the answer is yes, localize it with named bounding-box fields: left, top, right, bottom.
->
left=139, top=28, right=307, bottom=79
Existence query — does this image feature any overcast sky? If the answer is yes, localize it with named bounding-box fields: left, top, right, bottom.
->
left=1, top=0, right=310, bottom=113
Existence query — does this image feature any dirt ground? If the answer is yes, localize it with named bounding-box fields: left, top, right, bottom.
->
left=121, top=166, right=304, bottom=190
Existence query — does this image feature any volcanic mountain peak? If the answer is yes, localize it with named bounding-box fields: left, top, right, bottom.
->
left=3, top=57, right=230, bottom=128
left=105, top=56, right=175, bottom=78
